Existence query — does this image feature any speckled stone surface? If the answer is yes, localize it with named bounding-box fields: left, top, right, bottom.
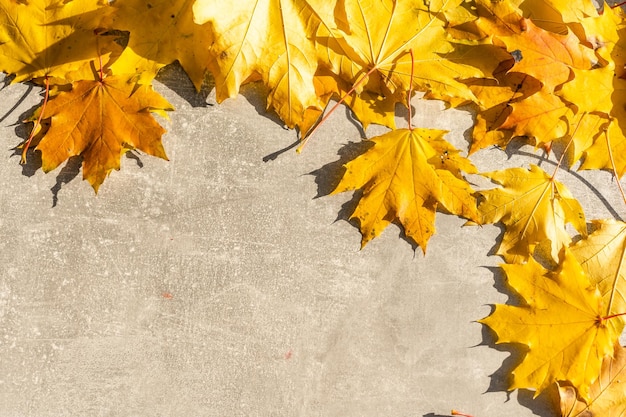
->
left=0, top=65, right=622, bottom=417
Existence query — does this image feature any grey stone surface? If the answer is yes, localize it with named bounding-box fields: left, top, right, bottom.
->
left=0, top=65, right=622, bottom=417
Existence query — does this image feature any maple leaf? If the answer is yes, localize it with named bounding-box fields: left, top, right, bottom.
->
left=498, top=18, right=595, bottom=92
left=516, top=0, right=599, bottom=37
left=457, top=0, right=599, bottom=156
left=192, top=0, right=323, bottom=132
left=109, top=0, right=214, bottom=89
left=477, top=165, right=586, bottom=263
left=331, top=127, right=479, bottom=251
left=34, top=74, right=173, bottom=192
left=0, top=0, right=117, bottom=83
left=558, top=344, right=626, bottom=417
left=498, top=88, right=572, bottom=148
left=308, top=0, right=507, bottom=118
left=556, top=4, right=626, bottom=177
left=480, top=249, right=623, bottom=401
left=571, top=219, right=626, bottom=323
left=464, top=71, right=542, bottom=153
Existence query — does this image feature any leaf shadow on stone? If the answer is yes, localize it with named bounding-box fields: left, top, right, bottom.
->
left=155, top=63, right=214, bottom=108
left=50, top=156, right=81, bottom=207
left=476, top=265, right=557, bottom=417
left=0, top=78, right=32, bottom=125
left=239, top=81, right=292, bottom=130
left=308, top=140, right=371, bottom=236
left=309, top=140, right=373, bottom=199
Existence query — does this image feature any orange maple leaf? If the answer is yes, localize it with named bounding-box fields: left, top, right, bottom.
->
left=455, top=0, right=599, bottom=157
left=499, top=18, right=595, bottom=92
left=35, top=74, right=173, bottom=191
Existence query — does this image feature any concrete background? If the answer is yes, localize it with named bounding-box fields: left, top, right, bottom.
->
left=0, top=65, right=623, bottom=417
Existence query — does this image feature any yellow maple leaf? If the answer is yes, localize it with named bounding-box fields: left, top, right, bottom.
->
left=0, top=0, right=117, bottom=83
left=480, top=249, right=623, bottom=401
left=309, top=0, right=506, bottom=113
left=517, top=0, right=598, bottom=36
left=557, top=5, right=626, bottom=177
left=35, top=74, right=173, bottom=192
left=109, top=0, right=214, bottom=89
left=558, top=344, right=626, bottom=417
left=193, top=0, right=323, bottom=132
left=331, top=127, right=478, bottom=251
left=559, top=66, right=626, bottom=177
left=571, top=219, right=626, bottom=322
left=477, top=164, right=586, bottom=263
left=559, top=112, right=609, bottom=170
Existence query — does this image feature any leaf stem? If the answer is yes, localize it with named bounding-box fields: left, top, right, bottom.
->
left=451, top=410, right=475, bottom=417
left=98, top=54, right=104, bottom=82
left=605, top=123, right=626, bottom=206
left=408, top=49, right=415, bottom=131
left=297, top=66, right=379, bottom=153
left=599, top=311, right=626, bottom=324
left=20, top=75, right=49, bottom=164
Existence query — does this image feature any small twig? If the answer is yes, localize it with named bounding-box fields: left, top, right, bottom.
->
left=451, top=410, right=475, bottom=417
left=297, top=66, right=379, bottom=153
left=599, top=311, right=626, bottom=325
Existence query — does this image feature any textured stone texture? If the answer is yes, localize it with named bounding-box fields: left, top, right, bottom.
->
left=0, top=65, right=622, bottom=417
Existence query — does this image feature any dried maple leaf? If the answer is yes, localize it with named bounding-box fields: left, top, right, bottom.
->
left=34, top=74, right=173, bottom=191
left=455, top=0, right=600, bottom=157
left=480, top=249, right=623, bottom=401
left=331, top=127, right=479, bottom=251
left=477, top=165, right=586, bottom=263
left=109, top=0, right=214, bottom=89
left=498, top=18, right=595, bottom=92
left=464, top=71, right=542, bottom=153
left=498, top=88, right=572, bottom=148
left=0, top=0, right=117, bottom=83
left=558, top=344, right=626, bottom=417
left=193, top=0, right=323, bottom=132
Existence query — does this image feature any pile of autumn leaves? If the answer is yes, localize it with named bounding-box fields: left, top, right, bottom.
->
left=3, top=0, right=626, bottom=414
